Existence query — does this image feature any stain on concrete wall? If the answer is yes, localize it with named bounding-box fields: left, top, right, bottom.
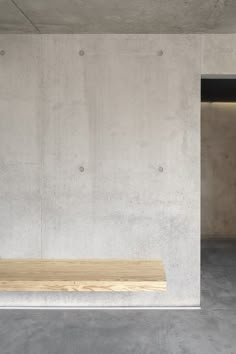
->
left=201, top=102, right=236, bottom=239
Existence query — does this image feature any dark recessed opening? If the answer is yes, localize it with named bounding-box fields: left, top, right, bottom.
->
left=201, top=78, right=236, bottom=102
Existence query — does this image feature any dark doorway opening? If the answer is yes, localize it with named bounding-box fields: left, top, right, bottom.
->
left=201, top=78, right=236, bottom=307
left=201, top=78, right=236, bottom=240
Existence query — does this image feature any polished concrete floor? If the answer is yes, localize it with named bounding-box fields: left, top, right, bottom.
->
left=0, top=240, right=235, bottom=354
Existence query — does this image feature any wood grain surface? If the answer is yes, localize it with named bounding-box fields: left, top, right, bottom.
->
left=0, top=259, right=166, bottom=292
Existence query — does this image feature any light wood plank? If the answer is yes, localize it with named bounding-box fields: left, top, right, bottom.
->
left=0, top=259, right=166, bottom=292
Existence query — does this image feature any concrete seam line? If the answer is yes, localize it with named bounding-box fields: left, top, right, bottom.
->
left=10, top=0, right=40, bottom=33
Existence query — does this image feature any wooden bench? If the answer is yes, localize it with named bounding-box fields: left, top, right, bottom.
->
left=0, top=259, right=166, bottom=292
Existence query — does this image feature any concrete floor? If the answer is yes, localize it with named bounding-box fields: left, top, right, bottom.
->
left=0, top=240, right=235, bottom=354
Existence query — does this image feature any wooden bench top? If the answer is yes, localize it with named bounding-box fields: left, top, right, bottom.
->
left=0, top=259, right=166, bottom=292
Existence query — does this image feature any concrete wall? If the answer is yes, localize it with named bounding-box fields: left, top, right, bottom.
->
left=201, top=102, right=236, bottom=239
left=0, top=34, right=205, bottom=307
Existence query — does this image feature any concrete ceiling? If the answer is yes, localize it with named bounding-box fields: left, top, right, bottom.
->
left=0, top=0, right=236, bottom=33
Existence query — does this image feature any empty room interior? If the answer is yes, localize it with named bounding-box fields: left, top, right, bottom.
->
left=0, top=1, right=236, bottom=353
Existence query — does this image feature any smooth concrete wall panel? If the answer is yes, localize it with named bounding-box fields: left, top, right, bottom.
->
left=0, top=36, right=41, bottom=258
left=0, top=35, right=201, bottom=306
left=201, top=34, right=236, bottom=76
left=39, top=37, right=93, bottom=258
left=201, top=102, right=236, bottom=238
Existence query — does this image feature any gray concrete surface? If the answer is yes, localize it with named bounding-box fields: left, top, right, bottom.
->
left=0, top=0, right=38, bottom=33
left=0, top=34, right=236, bottom=307
left=201, top=102, right=236, bottom=239
left=1, top=0, right=236, bottom=33
left=0, top=34, right=200, bottom=307
left=201, top=34, right=236, bottom=75
left=0, top=241, right=235, bottom=354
